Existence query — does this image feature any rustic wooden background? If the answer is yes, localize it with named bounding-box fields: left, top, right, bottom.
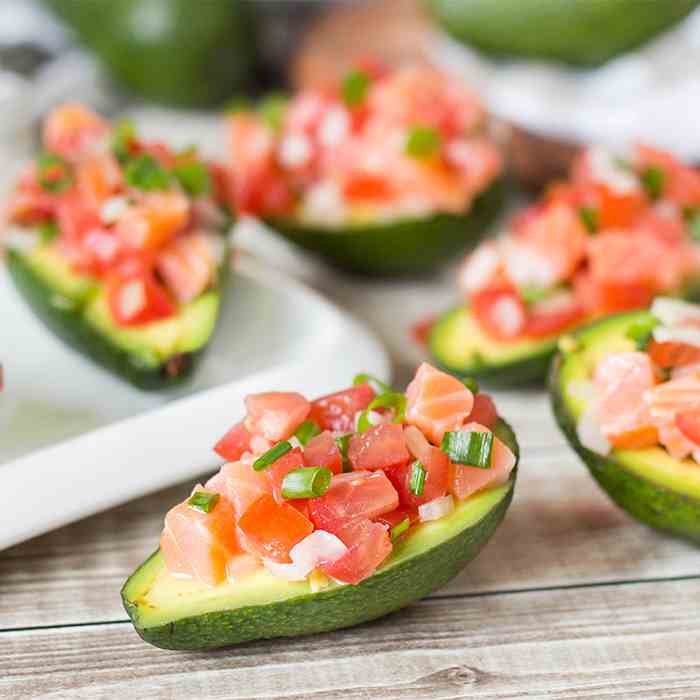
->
left=3, top=242, right=700, bottom=699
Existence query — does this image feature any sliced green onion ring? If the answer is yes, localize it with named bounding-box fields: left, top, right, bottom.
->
left=409, top=460, right=427, bottom=496
left=357, top=391, right=407, bottom=433
left=440, top=431, right=493, bottom=469
left=294, top=420, right=322, bottom=447
left=353, top=373, right=393, bottom=394
left=281, top=467, right=333, bottom=499
left=335, top=434, right=353, bottom=472
left=390, top=517, right=410, bottom=542
left=187, top=490, right=220, bottom=513
left=253, top=441, right=292, bottom=471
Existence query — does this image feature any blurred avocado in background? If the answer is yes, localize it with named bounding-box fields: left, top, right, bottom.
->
left=428, top=0, right=700, bottom=66
left=42, top=0, right=257, bottom=107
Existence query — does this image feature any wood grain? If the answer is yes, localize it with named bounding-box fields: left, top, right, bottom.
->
left=2, top=579, right=700, bottom=699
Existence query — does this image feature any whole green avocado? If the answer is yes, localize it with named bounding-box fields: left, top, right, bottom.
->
left=428, top=0, right=700, bottom=66
left=43, top=0, right=256, bottom=106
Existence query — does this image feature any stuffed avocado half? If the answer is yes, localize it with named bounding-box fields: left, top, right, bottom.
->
left=227, top=63, right=503, bottom=276
left=550, top=300, right=700, bottom=543
left=123, top=364, right=519, bottom=650
left=430, top=144, right=700, bottom=385
left=2, top=104, right=230, bottom=389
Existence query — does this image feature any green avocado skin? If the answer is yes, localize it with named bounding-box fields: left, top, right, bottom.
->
left=436, top=349, right=554, bottom=387
left=123, top=420, right=517, bottom=651
left=428, top=0, right=699, bottom=67
left=550, top=352, right=700, bottom=544
left=7, top=249, right=218, bottom=391
left=267, top=180, right=503, bottom=277
left=43, top=0, right=256, bottom=107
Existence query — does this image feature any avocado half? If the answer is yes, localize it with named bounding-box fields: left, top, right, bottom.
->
left=266, top=179, right=503, bottom=277
left=122, top=419, right=518, bottom=650
left=7, top=242, right=226, bottom=390
left=428, top=0, right=699, bottom=67
left=550, top=310, right=700, bottom=543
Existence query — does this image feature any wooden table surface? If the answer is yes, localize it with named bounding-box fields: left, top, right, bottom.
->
left=3, top=230, right=700, bottom=700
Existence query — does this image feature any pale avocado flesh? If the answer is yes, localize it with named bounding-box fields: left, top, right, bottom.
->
left=122, top=420, right=518, bottom=650
left=551, top=310, right=700, bottom=543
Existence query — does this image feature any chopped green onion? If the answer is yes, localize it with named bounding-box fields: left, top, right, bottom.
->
left=294, top=420, right=322, bottom=447
left=342, top=69, right=370, bottom=107
left=462, top=377, right=479, bottom=394
left=405, top=126, right=441, bottom=159
left=625, top=317, right=660, bottom=351
left=172, top=161, right=210, bottom=196
left=253, top=441, right=292, bottom=471
left=685, top=208, right=700, bottom=242
left=112, top=119, right=137, bottom=163
left=357, top=391, right=407, bottom=433
left=519, top=285, right=553, bottom=305
left=440, top=430, right=493, bottom=469
left=187, top=490, right=220, bottom=513
left=353, top=373, right=393, bottom=394
left=37, top=153, right=73, bottom=193
left=578, top=206, right=599, bottom=234
left=259, top=93, right=289, bottom=132
left=124, top=154, right=171, bottom=191
left=37, top=221, right=59, bottom=243
left=640, top=166, right=665, bottom=200
left=281, top=466, right=333, bottom=499
left=409, top=461, right=427, bottom=496
left=335, top=434, right=353, bottom=472
left=613, top=156, right=633, bottom=171
left=224, top=96, right=253, bottom=114
left=390, top=517, right=410, bottom=542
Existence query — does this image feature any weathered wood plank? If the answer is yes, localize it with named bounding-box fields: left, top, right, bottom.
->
left=2, top=579, right=700, bottom=700
left=2, top=438, right=697, bottom=630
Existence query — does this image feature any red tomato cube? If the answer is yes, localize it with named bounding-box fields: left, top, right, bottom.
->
left=309, top=383, right=375, bottom=433
left=348, top=423, right=410, bottom=471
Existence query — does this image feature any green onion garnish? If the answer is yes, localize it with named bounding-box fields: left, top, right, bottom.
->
left=685, top=208, right=700, bottom=242
left=519, top=285, right=552, bottom=305
left=335, top=434, right=353, bottom=472
left=578, top=206, right=599, bottom=234
left=124, top=154, right=171, bottom=191
left=353, top=373, right=393, bottom=394
left=357, top=391, right=407, bottom=433
left=462, top=377, right=479, bottom=394
left=112, top=119, right=136, bottom=163
left=640, top=166, right=665, bottom=200
left=259, top=93, right=289, bottom=132
left=625, top=317, right=660, bottom=351
left=37, top=153, right=73, bottom=193
left=172, top=161, right=211, bottom=197
left=342, top=69, right=370, bottom=107
left=294, top=420, right=322, bottom=447
left=440, top=431, right=493, bottom=469
left=187, top=490, right=219, bottom=513
left=37, top=221, right=59, bottom=243
left=253, top=441, right=292, bottom=471
left=224, top=96, right=253, bottom=114
left=390, top=517, right=410, bottom=542
left=409, top=461, right=427, bottom=496
left=281, top=466, right=333, bottom=499
left=405, top=126, right=441, bottom=159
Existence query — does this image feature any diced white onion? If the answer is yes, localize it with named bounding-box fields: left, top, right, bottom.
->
left=491, top=296, right=526, bottom=337
left=279, top=133, right=312, bottom=169
left=288, top=436, right=303, bottom=450
left=263, top=531, right=347, bottom=582
left=119, top=279, right=146, bottom=320
left=458, top=242, right=501, bottom=296
left=651, top=297, right=700, bottom=327
left=100, top=196, right=129, bottom=225
left=318, top=107, right=350, bottom=147
left=418, top=495, right=455, bottom=523
left=502, top=239, right=557, bottom=288
left=302, top=181, right=345, bottom=226
left=576, top=403, right=611, bottom=455
left=652, top=325, right=700, bottom=349
left=587, top=146, right=638, bottom=194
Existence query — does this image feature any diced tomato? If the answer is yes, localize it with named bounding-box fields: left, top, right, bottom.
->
left=342, top=172, right=395, bottom=202
left=265, top=447, right=305, bottom=503
left=472, top=284, right=527, bottom=341
left=214, top=420, right=252, bottom=462
left=55, top=188, right=101, bottom=242
left=309, top=383, right=375, bottom=433
left=374, top=506, right=418, bottom=529
left=77, top=227, right=125, bottom=275
left=160, top=489, right=241, bottom=586
left=206, top=458, right=271, bottom=520
left=609, top=425, right=660, bottom=449
left=319, top=517, right=391, bottom=585
left=308, top=471, right=398, bottom=532
left=465, top=393, right=498, bottom=430
left=303, top=431, right=343, bottom=474
left=106, top=267, right=175, bottom=326
left=594, top=183, right=646, bottom=230
left=648, top=340, right=700, bottom=370
left=43, top=103, right=109, bottom=161
left=637, top=144, right=700, bottom=209
left=115, top=191, right=190, bottom=251
left=526, top=297, right=585, bottom=338
left=156, top=232, right=217, bottom=304
left=598, top=281, right=655, bottom=314
left=405, top=363, right=474, bottom=446
left=676, top=409, right=700, bottom=447
left=411, top=315, right=437, bottom=347
left=389, top=425, right=449, bottom=507
left=244, top=392, right=311, bottom=442
left=348, top=423, right=410, bottom=471
left=237, top=494, right=313, bottom=563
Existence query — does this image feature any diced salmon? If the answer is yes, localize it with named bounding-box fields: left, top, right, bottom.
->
left=160, top=487, right=241, bottom=586
left=449, top=422, right=516, bottom=500
left=76, top=152, right=123, bottom=210
left=636, top=144, right=700, bottom=209
left=405, top=363, right=474, bottom=445
left=116, top=191, right=190, bottom=251
left=206, top=458, right=271, bottom=520
left=244, top=392, right=311, bottom=442
left=43, top=103, right=109, bottom=160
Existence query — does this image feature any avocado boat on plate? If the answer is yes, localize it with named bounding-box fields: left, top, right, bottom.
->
left=2, top=104, right=231, bottom=389
left=551, top=297, right=700, bottom=542
left=430, top=144, right=700, bottom=385
left=225, top=62, right=503, bottom=276
left=123, top=363, right=519, bottom=650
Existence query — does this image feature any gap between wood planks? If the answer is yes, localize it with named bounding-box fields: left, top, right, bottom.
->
left=3, top=571, right=699, bottom=635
